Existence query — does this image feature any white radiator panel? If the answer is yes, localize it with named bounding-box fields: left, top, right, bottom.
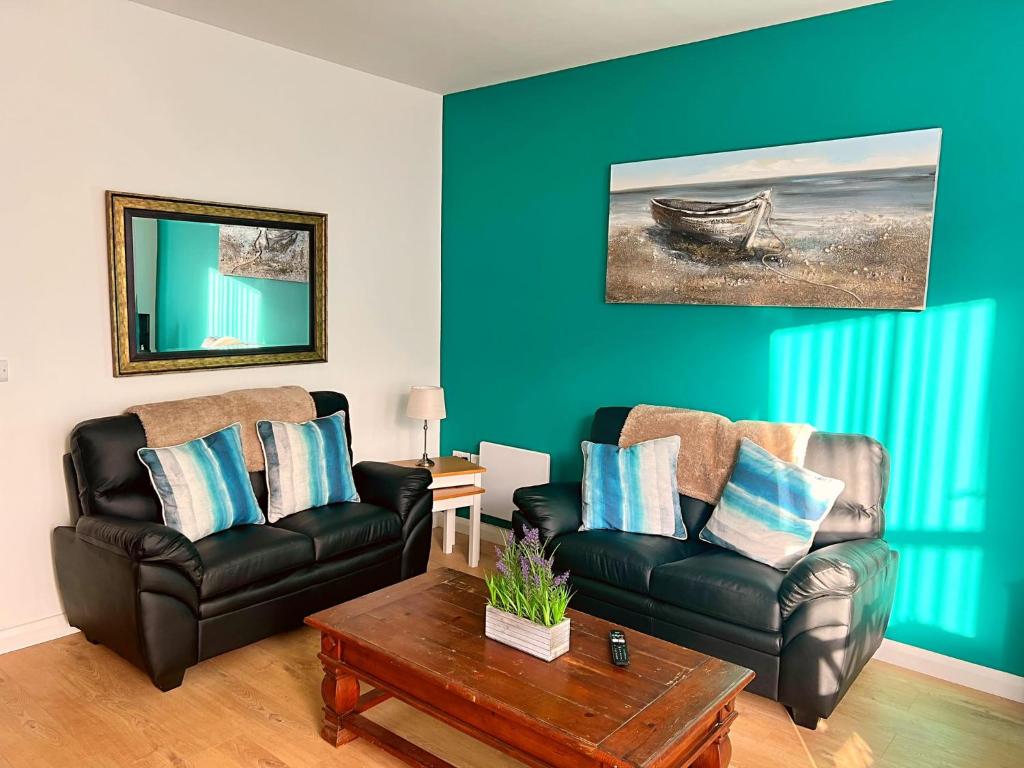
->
left=478, top=442, right=551, bottom=522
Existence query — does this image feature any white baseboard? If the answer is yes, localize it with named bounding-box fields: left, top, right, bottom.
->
left=0, top=614, right=77, bottom=656
left=874, top=638, right=1024, bottom=703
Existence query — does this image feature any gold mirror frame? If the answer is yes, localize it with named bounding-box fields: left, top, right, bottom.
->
left=106, top=191, right=327, bottom=376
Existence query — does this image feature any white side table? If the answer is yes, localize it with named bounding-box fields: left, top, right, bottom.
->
left=390, top=456, right=487, bottom=568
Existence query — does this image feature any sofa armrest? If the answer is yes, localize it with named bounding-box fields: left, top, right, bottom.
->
left=352, top=461, right=432, bottom=522
left=779, top=539, right=893, bottom=620
left=512, top=481, right=583, bottom=543
left=76, top=514, right=203, bottom=586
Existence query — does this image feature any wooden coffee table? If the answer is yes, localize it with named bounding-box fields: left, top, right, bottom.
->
left=305, top=568, right=753, bottom=768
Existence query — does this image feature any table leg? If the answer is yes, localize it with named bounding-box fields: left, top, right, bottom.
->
left=469, top=496, right=481, bottom=568
left=692, top=732, right=732, bottom=768
left=443, top=508, right=456, bottom=554
left=691, top=699, right=737, bottom=768
left=319, top=635, right=360, bottom=747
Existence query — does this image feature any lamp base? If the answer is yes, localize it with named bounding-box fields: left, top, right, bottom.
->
left=416, top=455, right=436, bottom=468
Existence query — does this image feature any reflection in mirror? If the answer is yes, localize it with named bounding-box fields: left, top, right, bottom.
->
left=107, top=192, right=326, bottom=376
left=129, top=218, right=311, bottom=354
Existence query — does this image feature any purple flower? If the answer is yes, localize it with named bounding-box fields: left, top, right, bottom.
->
left=495, top=560, right=509, bottom=576
left=552, top=571, right=569, bottom=588
left=519, top=555, right=531, bottom=581
left=530, top=554, right=550, bottom=572
left=494, top=545, right=505, bottom=561
left=522, top=525, right=540, bottom=547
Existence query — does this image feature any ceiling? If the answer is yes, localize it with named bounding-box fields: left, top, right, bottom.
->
left=130, top=0, right=884, bottom=94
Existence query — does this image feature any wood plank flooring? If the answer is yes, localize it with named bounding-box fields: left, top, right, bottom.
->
left=0, top=529, right=1021, bottom=768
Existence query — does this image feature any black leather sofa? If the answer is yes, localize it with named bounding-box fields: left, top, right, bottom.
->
left=53, top=391, right=433, bottom=691
left=512, top=407, right=899, bottom=729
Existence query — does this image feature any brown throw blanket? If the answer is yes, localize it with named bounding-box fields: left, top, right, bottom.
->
left=619, top=405, right=814, bottom=504
left=127, top=386, right=315, bottom=471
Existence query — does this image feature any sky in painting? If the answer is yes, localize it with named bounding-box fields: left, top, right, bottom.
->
left=610, top=129, right=942, bottom=191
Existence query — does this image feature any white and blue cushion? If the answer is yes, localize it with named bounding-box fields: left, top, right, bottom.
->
left=581, top=436, right=686, bottom=539
left=138, top=423, right=263, bottom=541
left=699, top=438, right=845, bottom=570
left=256, top=412, right=359, bottom=523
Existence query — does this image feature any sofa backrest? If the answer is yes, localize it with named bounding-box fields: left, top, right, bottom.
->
left=66, top=390, right=351, bottom=524
left=589, top=406, right=889, bottom=549
left=803, top=431, right=888, bottom=546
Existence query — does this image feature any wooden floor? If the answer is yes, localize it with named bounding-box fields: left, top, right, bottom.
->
left=1, top=529, right=1021, bottom=768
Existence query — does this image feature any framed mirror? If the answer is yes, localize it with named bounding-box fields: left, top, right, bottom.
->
left=106, top=191, right=326, bottom=376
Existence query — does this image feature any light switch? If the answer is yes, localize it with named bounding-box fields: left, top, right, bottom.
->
left=0, top=360, right=7, bottom=382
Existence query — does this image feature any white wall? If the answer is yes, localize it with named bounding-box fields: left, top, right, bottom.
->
left=0, top=0, right=442, bottom=646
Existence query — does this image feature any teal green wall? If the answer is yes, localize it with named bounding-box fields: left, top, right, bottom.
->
left=441, top=0, right=1024, bottom=675
left=153, top=220, right=309, bottom=352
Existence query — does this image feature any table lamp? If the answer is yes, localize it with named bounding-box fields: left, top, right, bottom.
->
left=406, top=385, right=446, bottom=467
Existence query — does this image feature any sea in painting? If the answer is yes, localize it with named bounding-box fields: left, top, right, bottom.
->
left=606, top=129, right=941, bottom=309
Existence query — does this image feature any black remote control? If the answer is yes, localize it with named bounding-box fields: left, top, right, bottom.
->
left=609, top=629, right=630, bottom=667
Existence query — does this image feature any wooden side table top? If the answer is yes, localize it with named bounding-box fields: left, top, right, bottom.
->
left=390, top=456, right=487, bottom=568
left=389, top=456, right=486, bottom=478
left=307, top=568, right=753, bottom=768
left=431, top=485, right=485, bottom=502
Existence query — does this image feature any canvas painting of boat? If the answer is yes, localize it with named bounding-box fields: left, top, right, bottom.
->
left=606, top=129, right=941, bottom=309
left=219, top=225, right=310, bottom=283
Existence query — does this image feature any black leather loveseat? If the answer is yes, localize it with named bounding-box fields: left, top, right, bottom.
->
left=512, top=407, right=898, bottom=729
left=53, top=391, right=432, bottom=691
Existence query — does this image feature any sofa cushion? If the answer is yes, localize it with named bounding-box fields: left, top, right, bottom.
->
left=198, top=540, right=403, bottom=619
left=649, top=549, right=786, bottom=633
left=699, top=439, right=844, bottom=571
left=195, top=524, right=314, bottom=599
left=138, top=423, right=264, bottom=542
left=70, top=414, right=161, bottom=522
left=257, top=412, right=360, bottom=522
left=581, top=437, right=686, bottom=540
left=806, top=432, right=889, bottom=547
left=272, top=502, right=401, bottom=562
left=553, top=529, right=703, bottom=594
left=589, top=407, right=632, bottom=445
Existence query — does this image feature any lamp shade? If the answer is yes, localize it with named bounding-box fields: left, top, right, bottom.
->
left=406, top=385, right=446, bottom=420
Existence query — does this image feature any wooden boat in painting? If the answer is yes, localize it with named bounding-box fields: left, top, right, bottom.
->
left=650, top=189, right=772, bottom=250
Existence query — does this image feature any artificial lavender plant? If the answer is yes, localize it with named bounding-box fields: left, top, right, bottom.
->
left=484, top=525, right=572, bottom=627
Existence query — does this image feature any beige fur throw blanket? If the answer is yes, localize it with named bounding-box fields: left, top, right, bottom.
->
left=127, top=386, right=315, bottom=472
left=619, top=405, right=814, bottom=504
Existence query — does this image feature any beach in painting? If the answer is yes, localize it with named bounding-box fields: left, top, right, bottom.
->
left=219, top=225, right=310, bottom=283
left=606, top=130, right=940, bottom=309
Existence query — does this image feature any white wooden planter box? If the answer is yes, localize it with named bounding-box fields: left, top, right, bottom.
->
left=484, top=605, right=570, bottom=662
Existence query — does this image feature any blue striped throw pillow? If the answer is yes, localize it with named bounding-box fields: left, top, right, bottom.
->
left=699, top=438, right=845, bottom=570
left=581, top=436, right=686, bottom=539
left=138, top=423, right=263, bottom=541
left=256, top=412, right=359, bottom=522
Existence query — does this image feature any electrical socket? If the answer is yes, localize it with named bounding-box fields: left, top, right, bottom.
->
left=0, top=360, right=7, bottom=383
